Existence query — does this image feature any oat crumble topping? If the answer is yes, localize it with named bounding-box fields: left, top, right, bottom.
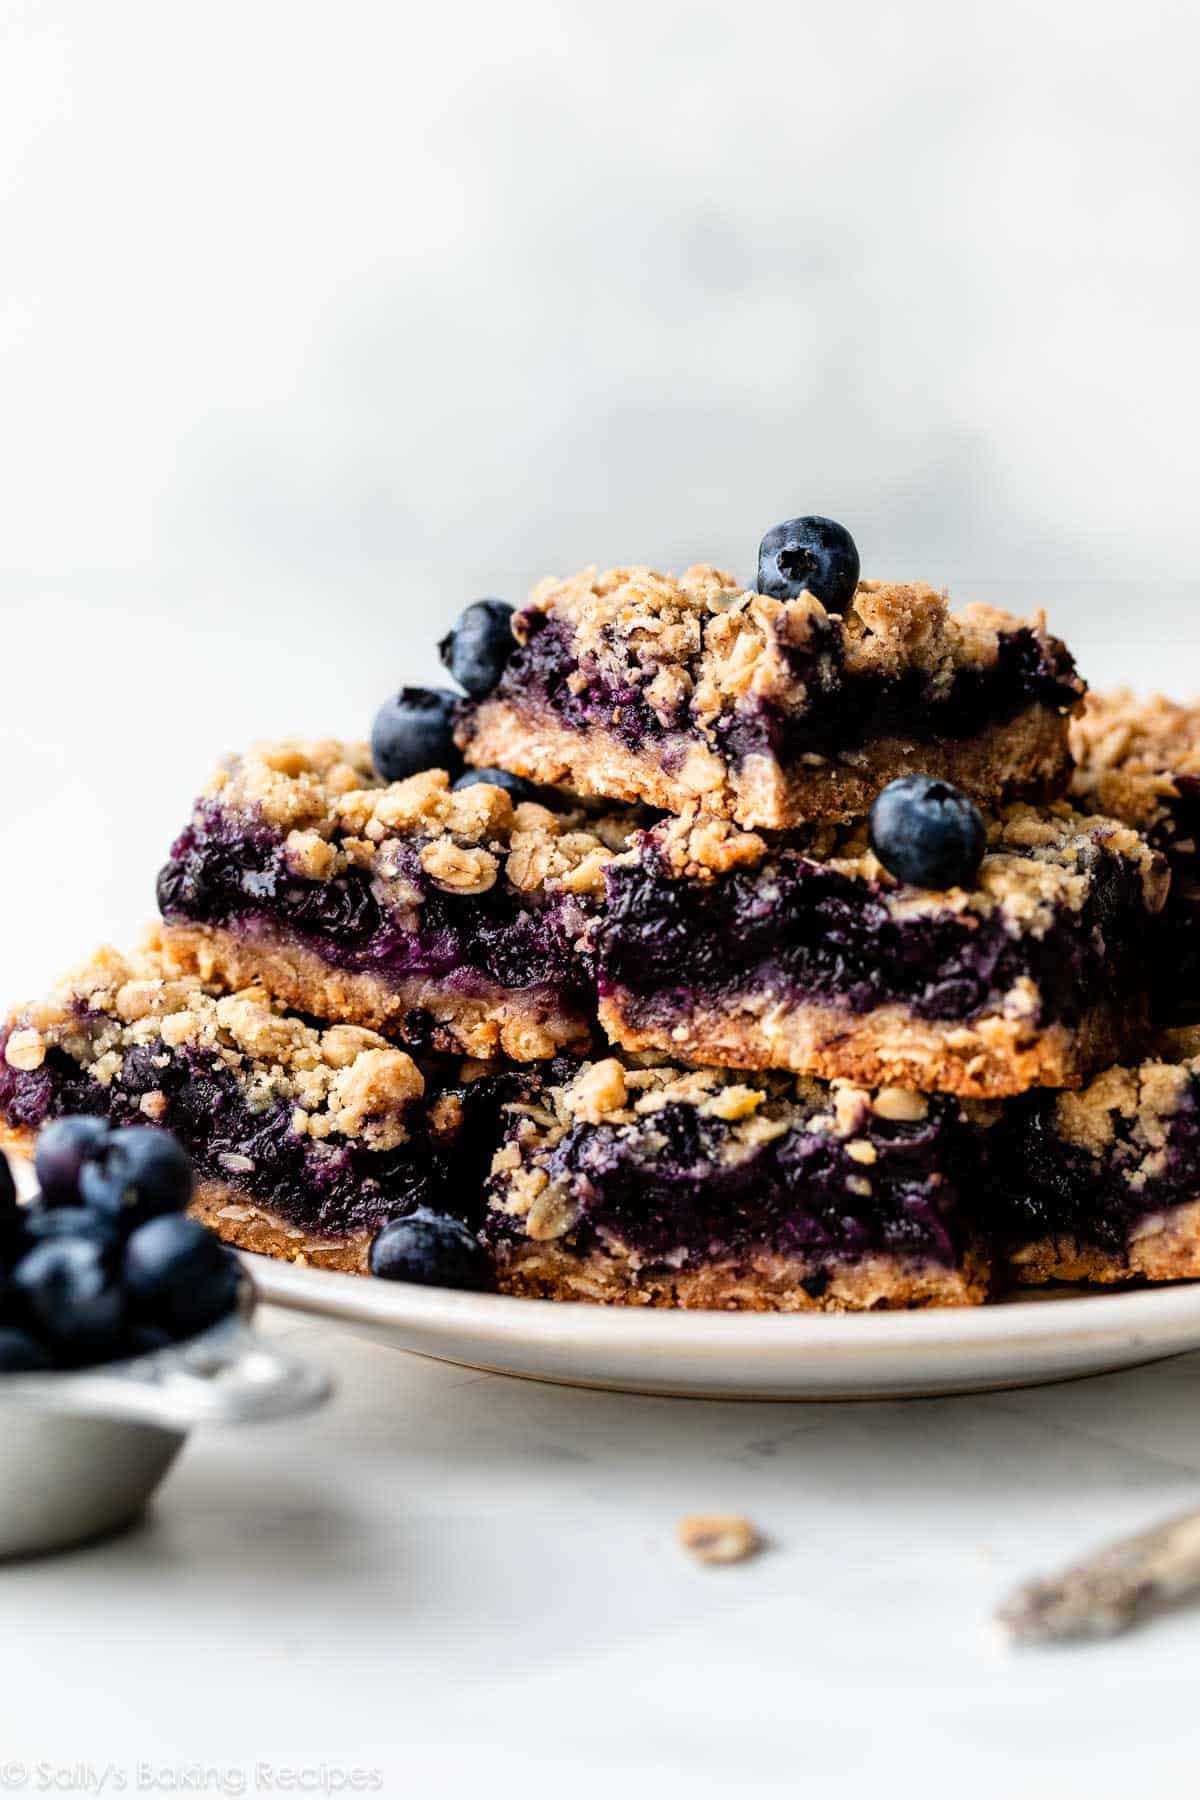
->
left=199, top=742, right=640, bottom=902
left=635, top=800, right=1166, bottom=933
left=1049, top=1046, right=1199, bottom=1189
left=509, top=565, right=1078, bottom=718
left=1070, top=689, right=1200, bottom=835
left=3, top=935, right=425, bottom=1152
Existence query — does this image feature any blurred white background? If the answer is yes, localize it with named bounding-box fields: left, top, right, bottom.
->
left=1, top=0, right=1198, bottom=984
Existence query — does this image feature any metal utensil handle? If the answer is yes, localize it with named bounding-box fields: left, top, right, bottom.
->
left=141, top=1318, right=332, bottom=1426
left=37, top=1317, right=332, bottom=1430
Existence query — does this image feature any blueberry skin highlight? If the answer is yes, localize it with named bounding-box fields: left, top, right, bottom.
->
left=123, top=1214, right=242, bottom=1339
left=868, top=776, right=987, bottom=891
left=12, top=1237, right=126, bottom=1363
left=20, top=1205, right=123, bottom=1254
left=371, top=687, right=461, bottom=782
left=756, top=516, right=860, bottom=610
left=439, top=599, right=516, bottom=698
left=369, top=1207, right=492, bottom=1291
left=78, top=1127, right=194, bottom=1225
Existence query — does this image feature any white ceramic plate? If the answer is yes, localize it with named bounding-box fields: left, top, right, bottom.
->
left=248, top=1255, right=1200, bottom=1400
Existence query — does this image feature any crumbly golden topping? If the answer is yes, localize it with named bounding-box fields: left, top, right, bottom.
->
left=1050, top=1046, right=1199, bottom=1192
left=514, top=565, right=1079, bottom=723
left=3, top=934, right=424, bottom=1152
left=1070, top=689, right=1200, bottom=834
left=634, top=800, right=1167, bottom=934
left=486, top=1056, right=986, bottom=1242
left=201, top=741, right=640, bottom=901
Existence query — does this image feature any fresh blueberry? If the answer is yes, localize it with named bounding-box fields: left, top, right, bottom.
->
left=756, top=516, right=860, bottom=610
left=123, top=1215, right=242, bottom=1339
left=868, top=776, right=987, bottom=890
left=12, top=1238, right=125, bottom=1362
left=438, top=599, right=516, bottom=698
left=371, top=688, right=461, bottom=783
left=0, top=1152, right=22, bottom=1267
left=78, top=1128, right=193, bottom=1226
left=0, top=1328, right=54, bottom=1372
left=451, top=767, right=541, bottom=805
left=368, top=1206, right=492, bottom=1291
left=0, top=1149, right=16, bottom=1217
left=118, top=1323, right=174, bottom=1359
left=21, top=1205, right=122, bottom=1253
left=34, top=1116, right=110, bottom=1207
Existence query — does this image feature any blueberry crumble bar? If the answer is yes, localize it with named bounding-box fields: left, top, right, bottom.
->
left=0, top=937, right=513, bottom=1273
left=1071, top=689, right=1200, bottom=1013
left=1000, top=1028, right=1200, bottom=1286
left=592, top=803, right=1167, bottom=1098
left=453, top=564, right=1084, bottom=829
left=483, top=1057, right=997, bottom=1310
left=12, top=509, right=1198, bottom=1313
left=156, top=740, right=640, bottom=1062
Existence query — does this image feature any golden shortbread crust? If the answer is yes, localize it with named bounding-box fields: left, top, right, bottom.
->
left=598, top=990, right=1138, bottom=1099
left=1008, top=1201, right=1200, bottom=1287
left=493, top=1237, right=991, bottom=1311
left=461, top=697, right=1074, bottom=829
left=160, top=920, right=594, bottom=1062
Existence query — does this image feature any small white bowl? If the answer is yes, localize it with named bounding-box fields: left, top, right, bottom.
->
left=0, top=1289, right=330, bottom=1557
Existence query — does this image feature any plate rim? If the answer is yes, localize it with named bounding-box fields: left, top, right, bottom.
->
left=247, top=1250, right=1200, bottom=1354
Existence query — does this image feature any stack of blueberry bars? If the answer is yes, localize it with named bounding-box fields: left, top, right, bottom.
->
left=5, top=514, right=1200, bottom=1313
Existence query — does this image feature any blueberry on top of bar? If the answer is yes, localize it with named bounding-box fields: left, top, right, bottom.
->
left=454, top=562, right=1085, bottom=828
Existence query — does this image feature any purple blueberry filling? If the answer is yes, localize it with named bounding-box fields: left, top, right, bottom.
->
left=998, top=1081, right=1200, bottom=1253
left=0, top=1024, right=440, bottom=1239
left=156, top=802, right=590, bottom=1002
left=487, top=612, right=1080, bottom=766
left=483, top=1094, right=984, bottom=1268
left=596, top=840, right=1148, bottom=1028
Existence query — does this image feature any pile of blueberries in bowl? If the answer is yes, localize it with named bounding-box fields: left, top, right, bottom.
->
left=0, top=1120, right=243, bottom=1373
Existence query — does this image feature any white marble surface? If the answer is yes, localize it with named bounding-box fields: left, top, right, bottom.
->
left=4, top=1308, right=1200, bottom=1797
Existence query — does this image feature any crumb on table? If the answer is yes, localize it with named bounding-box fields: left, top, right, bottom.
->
left=676, top=1513, right=763, bottom=1566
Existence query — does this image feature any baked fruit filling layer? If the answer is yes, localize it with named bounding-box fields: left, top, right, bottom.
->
left=455, top=565, right=1084, bottom=827
left=0, top=947, right=1001, bottom=1308
left=999, top=1030, right=1200, bottom=1285
left=0, top=939, right=516, bottom=1272
left=483, top=1057, right=996, bottom=1310
left=592, top=805, right=1167, bottom=1097
left=155, top=741, right=640, bottom=1060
